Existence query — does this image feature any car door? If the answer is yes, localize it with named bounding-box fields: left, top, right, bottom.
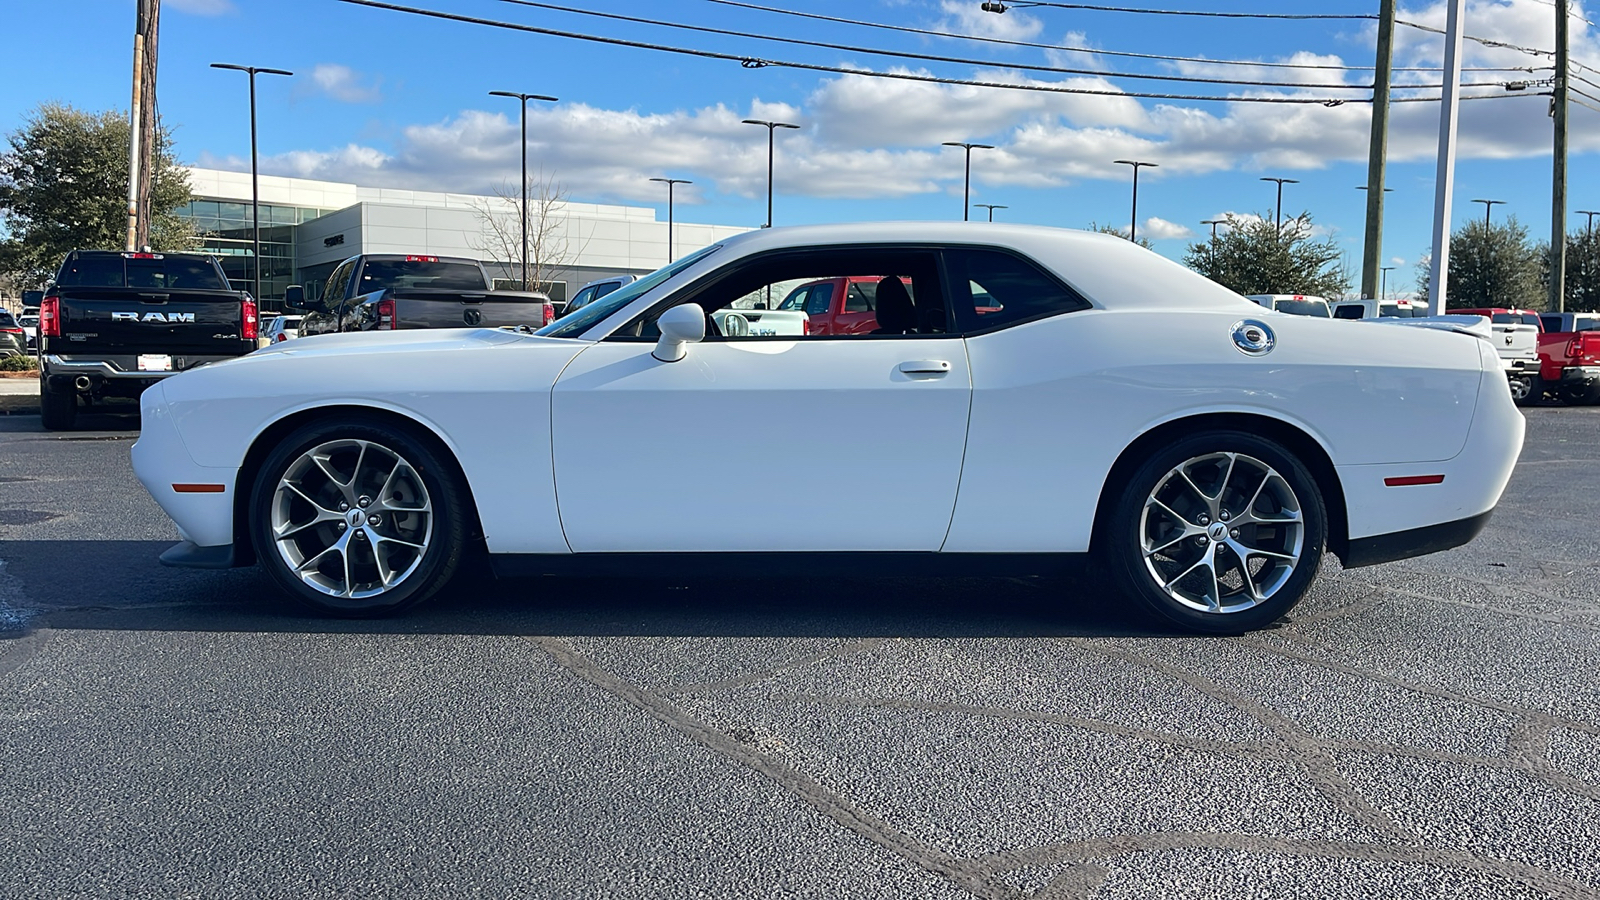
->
left=550, top=246, right=972, bottom=553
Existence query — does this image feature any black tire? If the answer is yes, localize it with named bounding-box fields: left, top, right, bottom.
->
left=249, top=416, right=469, bottom=617
left=1103, top=430, right=1328, bottom=634
left=38, top=373, right=77, bottom=431
left=1511, top=375, right=1541, bottom=407
left=1558, top=383, right=1600, bottom=406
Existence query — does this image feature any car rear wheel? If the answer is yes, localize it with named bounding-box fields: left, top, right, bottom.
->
left=249, top=418, right=468, bottom=616
left=1104, top=431, right=1328, bottom=634
left=38, top=374, right=76, bottom=431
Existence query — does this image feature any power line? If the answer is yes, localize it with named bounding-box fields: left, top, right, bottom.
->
left=975, top=2, right=1374, bottom=19
left=338, top=0, right=1543, bottom=106
left=696, top=0, right=1547, bottom=74
left=492, top=0, right=1382, bottom=90
left=491, top=0, right=1532, bottom=93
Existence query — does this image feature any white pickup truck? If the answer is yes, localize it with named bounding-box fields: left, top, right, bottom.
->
left=1346, top=300, right=1540, bottom=405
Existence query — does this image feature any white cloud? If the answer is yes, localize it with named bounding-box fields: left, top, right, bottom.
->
left=166, top=0, right=235, bottom=14
left=1142, top=217, right=1194, bottom=240
left=308, top=64, right=382, bottom=104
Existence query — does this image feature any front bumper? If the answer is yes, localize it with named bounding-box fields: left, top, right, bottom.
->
left=130, top=384, right=241, bottom=552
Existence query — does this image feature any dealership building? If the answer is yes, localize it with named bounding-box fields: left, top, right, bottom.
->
left=177, top=167, right=753, bottom=309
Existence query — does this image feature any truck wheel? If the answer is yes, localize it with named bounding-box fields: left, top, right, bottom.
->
left=1558, top=383, right=1600, bottom=406
left=249, top=416, right=469, bottom=617
left=38, top=374, right=77, bottom=431
left=1103, top=431, right=1327, bottom=634
left=1511, top=375, right=1540, bottom=407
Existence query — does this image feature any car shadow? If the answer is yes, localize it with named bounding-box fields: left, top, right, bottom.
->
left=1, top=540, right=1177, bottom=639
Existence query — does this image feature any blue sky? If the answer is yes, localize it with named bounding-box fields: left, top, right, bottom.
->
left=3, top=0, right=1597, bottom=286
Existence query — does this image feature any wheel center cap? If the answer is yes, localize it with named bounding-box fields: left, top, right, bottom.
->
left=1207, top=522, right=1229, bottom=542
left=347, top=510, right=365, bottom=528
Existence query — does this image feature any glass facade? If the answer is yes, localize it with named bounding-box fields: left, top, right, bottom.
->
left=175, top=200, right=337, bottom=307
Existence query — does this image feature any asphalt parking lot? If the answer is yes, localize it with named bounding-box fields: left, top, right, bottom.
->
left=1, top=405, right=1597, bottom=899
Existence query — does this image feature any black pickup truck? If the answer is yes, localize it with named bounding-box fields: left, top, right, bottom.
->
left=37, top=250, right=258, bottom=430
left=290, top=254, right=551, bottom=336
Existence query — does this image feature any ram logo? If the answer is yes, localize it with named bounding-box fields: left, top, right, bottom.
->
left=111, top=312, right=196, bottom=324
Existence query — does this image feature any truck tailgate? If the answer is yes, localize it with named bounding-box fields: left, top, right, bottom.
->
left=56, top=289, right=248, bottom=355
left=390, top=289, right=549, bottom=329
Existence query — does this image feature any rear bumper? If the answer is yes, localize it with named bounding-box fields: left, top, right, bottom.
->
left=44, top=353, right=240, bottom=380
left=1342, top=510, right=1494, bottom=569
left=1560, top=365, right=1600, bottom=385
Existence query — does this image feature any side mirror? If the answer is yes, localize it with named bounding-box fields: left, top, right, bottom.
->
left=653, top=303, right=705, bottom=362
left=283, top=285, right=306, bottom=310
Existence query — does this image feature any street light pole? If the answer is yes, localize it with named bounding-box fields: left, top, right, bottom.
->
left=743, top=119, right=800, bottom=228
left=1472, top=198, right=1506, bottom=230
left=1261, top=176, right=1300, bottom=231
left=490, top=91, right=559, bottom=291
left=942, top=142, right=996, bottom=221
left=1114, top=160, right=1158, bottom=242
left=650, top=177, right=692, bottom=263
left=1200, top=218, right=1225, bottom=271
left=974, top=203, right=1007, bottom=222
left=1381, top=265, right=1395, bottom=300
left=211, top=63, right=292, bottom=305
left=1579, top=210, right=1600, bottom=233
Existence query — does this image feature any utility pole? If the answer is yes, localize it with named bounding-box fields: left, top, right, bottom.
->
left=1361, top=0, right=1396, bottom=300
left=1427, top=0, right=1468, bottom=316
left=125, top=0, right=162, bottom=251
left=1551, top=0, right=1570, bottom=313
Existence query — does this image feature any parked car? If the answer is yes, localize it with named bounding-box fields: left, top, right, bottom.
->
left=37, top=250, right=258, bottom=430
left=291, top=254, right=552, bottom=337
left=0, top=310, right=26, bottom=359
left=262, top=313, right=303, bottom=345
left=1246, top=294, right=1332, bottom=318
left=133, top=223, right=1523, bottom=634
left=564, top=274, right=637, bottom=317
left=1532, top=315, right=1600, bottom=405
left=16, top=313, right=39, bottom=351
left=774, top=275, right=911, bottom=335
left=1330, top=298, right=1422, bottom=319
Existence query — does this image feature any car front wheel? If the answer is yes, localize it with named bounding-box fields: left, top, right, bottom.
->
left=1105, top=431, right=1328, bottom=634
left=249, top=417, right=469, bottom=616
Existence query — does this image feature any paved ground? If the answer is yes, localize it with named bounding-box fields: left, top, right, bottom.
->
left=0, top=375, right=39, bottom=396
left=0, top=406, right=1596, bottom=899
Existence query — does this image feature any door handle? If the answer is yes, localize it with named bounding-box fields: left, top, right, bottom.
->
left=897, top=360, right=951, bottom=375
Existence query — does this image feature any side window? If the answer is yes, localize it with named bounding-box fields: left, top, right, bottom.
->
left=325, top=261, right=354, bottom=305
left=622, top=248, right=945, bottom=341
left=594, top=281, right=622, bottom=300
left=805, top=283, right=835, bottom=316
left=1541, top=316, right=1562, bottom=333
left=843, top=282, right=875, bottom=313
left=943, top=248, right=1090, bottom=333
left=569, top=286, right=597, bottom=310
left=1333, top=305, right=1364, bottom=320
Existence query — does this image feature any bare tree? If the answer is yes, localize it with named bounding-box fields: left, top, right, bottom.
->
left=468, top=169, right=587, bottom=296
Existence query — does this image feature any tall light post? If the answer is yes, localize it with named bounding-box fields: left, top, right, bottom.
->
left=210, top=63, right=292, bottom=304
left=1380, top=265, right=1395, bottom=300
left=1201, top=218, right=1225, bottom=271
left=1579, top=210, right=1600, bottom=233
left=1114, top=159, right=1158, bottom=242
left=1472, top=199, right=1506, bottom=307
left=1472, top=198, right=1506, bottom=230
left=943, top=142, right=996, bottom=221
left=742, top=119, right=800, bottom=228
left=650, top=177, right=692, bottom=263
left=1261, top=177, right=1300, bottom=231
left=490, top=91, right=559, bottom=291
left=974, top=203, right=1007, bottom=222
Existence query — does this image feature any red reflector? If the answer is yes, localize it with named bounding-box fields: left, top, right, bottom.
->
left=1384, top=475, right=1446, bottom=487
left=404, top=255, right=439, bottom=263
left=172, top=483, right=226, bottom=493
left=543, top=303, right=554, bottom=326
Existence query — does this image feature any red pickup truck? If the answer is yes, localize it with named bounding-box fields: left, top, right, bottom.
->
left=1454, top=307, right=1600, bottom=404
left=774, top=276, right=893, bottom=335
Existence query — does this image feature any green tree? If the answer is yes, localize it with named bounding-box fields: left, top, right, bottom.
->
left=1414, top=216, right=1544, bottom=310
left=1089, top=222, right=1154, bottom=250
left=1183, top=212, right=1350, bottom=298
left=1559, top=226, right=1600, bottom=313
left=0, top=103, right=195, bottom=285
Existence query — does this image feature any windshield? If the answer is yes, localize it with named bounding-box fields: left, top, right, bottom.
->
left=358, top=260, right=487, bottom=292
left=1274, top=299, right=1330, bottom=317
left=19, top=316, right=38, bottom=327
left=537, top=244, right=723, bottom=338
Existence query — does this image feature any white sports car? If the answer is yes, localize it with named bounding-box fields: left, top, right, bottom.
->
left=132, top=223, right=1524, bottom=633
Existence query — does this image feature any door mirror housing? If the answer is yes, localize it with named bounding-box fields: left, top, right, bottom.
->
left=653, top=303, right=706, bottom=362
left=283, top=285, right=307, bottom=310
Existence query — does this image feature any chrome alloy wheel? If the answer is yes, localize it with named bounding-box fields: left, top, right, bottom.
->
left=1138, top=451, right=1304, bottom=614
left=270, top=439, right=434, bottom=599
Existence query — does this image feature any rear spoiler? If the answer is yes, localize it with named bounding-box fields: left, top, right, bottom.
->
left=1366, top=314, right=1493, bottom=340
